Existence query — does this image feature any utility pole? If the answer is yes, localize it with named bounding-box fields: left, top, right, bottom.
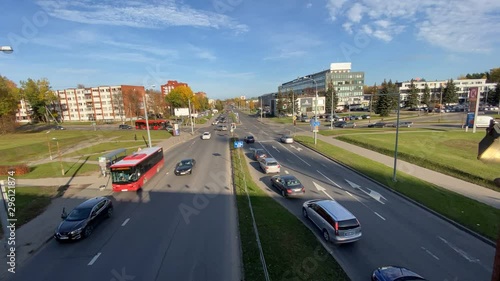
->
left=188, top=98, right=194, bottom=134
left=492, top=229, right=500, bottom=281
left=260, top=97, right=263, bottom=120
left=144, top=87, right=152, bottom=148
left=330, top=87, right=334, bottom=129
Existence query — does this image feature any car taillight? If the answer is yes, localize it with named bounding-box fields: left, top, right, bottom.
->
left=302, top=187, right=305, bottom=193
left=265, top=166, right=269, bottom=169
left=334, top=221, right=339, bottom=236
left=287, top=189, right=292, bottom=194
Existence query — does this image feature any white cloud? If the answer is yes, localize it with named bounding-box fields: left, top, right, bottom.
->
left=326, top=0, right=500, bottom=53
left=36, top=0, right=249, bottom=33
left=186, top=45, right=216, bottom=61
left=306, top=3, right=313, bottom=8
left=262, top=31, right=323, bottom=61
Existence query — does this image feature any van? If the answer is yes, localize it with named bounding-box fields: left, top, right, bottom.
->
left=465, top=114, right=494, bottom=128
left=302, top=199, right=362, bottom=244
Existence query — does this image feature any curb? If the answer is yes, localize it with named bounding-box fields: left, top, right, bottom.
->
left=294, top=139, right=496, bottom=247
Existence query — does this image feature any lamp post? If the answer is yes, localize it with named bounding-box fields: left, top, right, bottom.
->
left=0, top=46, right=13, bottom=54
left=260, top=97, right=263, bottom=120
left=144, top=86, right=153, bottom=148
left=188, top=98, right=194, bottom=134
left=392, top=92, right=401, bottom=182
left=46, top=131, right=52, bottom=160
left=52, top=138, right=64, bottom=176
left=302, top=76, right=318, bottom=146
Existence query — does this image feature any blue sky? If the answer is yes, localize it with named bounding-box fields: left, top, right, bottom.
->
left=1, top=0, right=499, bottom=100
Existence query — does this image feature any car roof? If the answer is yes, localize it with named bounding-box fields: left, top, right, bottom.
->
left=263, top=157, right=277, bottom=162
left=278, top=175, right=298, bottom=181
left=203, top=132, right=210, bottom=134
left=376, top=266, right=425, bottom=280
left=316, top=200, right=356, bottom=221
left=76, top=197, right=107, bottom=209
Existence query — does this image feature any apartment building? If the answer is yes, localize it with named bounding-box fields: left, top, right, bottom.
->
left=160, top=80, right=189, bottom=96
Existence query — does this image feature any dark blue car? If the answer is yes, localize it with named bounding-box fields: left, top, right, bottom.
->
left=372, top=266, right=427, bottom=281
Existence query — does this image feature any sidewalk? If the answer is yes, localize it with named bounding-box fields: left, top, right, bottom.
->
left=0, top=120, right=213, bottom=278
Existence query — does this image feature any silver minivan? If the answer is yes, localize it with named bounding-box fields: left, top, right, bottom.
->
left=302, top=199, right=361, bottom=244
left=259, top=157, right=281, bottom=174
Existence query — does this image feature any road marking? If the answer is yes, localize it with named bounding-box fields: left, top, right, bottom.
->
left=316, top=170, right=342, bottom=189
left=438, top=236, right=480, bottom=263
left=374, top=212, right=386, bottom=221
left=285, top=170, right=289, bottom=174
left=121, top=218, right=130, bottom=226
left=321, top=163, right=327, bottom=167
left=277, top=143, right=311, bottom=166
left=421, top=247, right=440, bottom=260
left=345, top=179, right=387, bottom=204
left=313, top=182, right=334, bottom=200
left=263, top=131, right=269, bottom=136
left=88, top=252, right=102, bottom=266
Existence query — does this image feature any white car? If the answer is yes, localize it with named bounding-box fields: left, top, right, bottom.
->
left=201, top=132, right=211, bottom=140
left=280, top=135, right=294, bottom=144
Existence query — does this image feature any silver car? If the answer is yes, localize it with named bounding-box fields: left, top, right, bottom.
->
left=302, top=199, right=362, bottom=244
left=259, top=157, right=281, bottom=174
left=280, top=135, right=294, bottom=144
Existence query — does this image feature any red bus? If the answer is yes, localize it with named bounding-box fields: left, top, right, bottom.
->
left=110, top=146, right=164, bottom=192
left=135, top=119, right=169, bottom=130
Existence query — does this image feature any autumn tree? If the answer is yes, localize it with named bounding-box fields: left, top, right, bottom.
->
left=112, top=90, right=125, bottom=122
left=0, top=76, right=20, bottom=133
left=147, top=90, right=167, bottom=118
left=19, top=78, right=56, bottom=123
left=123, top=88, right=143, bottom=118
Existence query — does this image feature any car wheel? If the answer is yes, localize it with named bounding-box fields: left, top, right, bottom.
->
left=107, top=207, right=114, bottom=218
left=84, top=225, right=94, bottom=238
left=281, top=190, right=286, bottom=197
left=302, top=207, right=308, bottom=218
left=322, top=229, right=330, bottom=242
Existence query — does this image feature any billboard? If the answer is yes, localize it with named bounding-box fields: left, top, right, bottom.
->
left=174, top=108, right=190, bottom=116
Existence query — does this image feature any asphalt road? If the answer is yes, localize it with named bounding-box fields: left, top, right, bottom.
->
left=236, top=111, right=495, bottom=281
left=8, top=128, right=241, bottom=281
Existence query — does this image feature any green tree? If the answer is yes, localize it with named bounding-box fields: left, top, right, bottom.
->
left=492, top=83, right=500, bottom=106
left=214, top=100, right=224, bottom=111
left=165, top=86, right=194, bottom=108
left=422, top=84, right=431, bottom=108
left=19, top=78, right=56, bottom=123
left=275, top=90, right=286, bottom=116
left=0, top=76, right=20, bottom=133
left=375, top=80, right=392, bottom=117
left=490, top=68, right=500, bottom=84
left=406, top=80, right=419, bottom=109
left=324, top=82, right=338, bottom=115
left=442, top=79, right=459, bottom=105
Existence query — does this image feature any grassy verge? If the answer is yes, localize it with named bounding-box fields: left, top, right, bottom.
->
left=9, top=186, right=59, bottom=227
left=230, top=137, right=349, bottom=281
left=294, top=135, right=500, bottom=241
left=63, top=141, right=153, bottom=158
left=17, top=162, right=98, bottom=179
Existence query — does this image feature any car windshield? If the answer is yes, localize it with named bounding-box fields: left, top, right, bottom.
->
left=267, top=161, right=278, bottom=166
left=286, top=179, right=301, bottom=186
left=179, top=160, right=192, bottom=166
left=66, top=207, right=92, bottom=221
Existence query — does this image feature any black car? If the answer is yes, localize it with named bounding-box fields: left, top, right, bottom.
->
left=244, top=135, right=255, bottom=143
left=54, top=197, right=113, bottom=241
left=174, top=158, right=196, bottom=175
left=270, top=175, right=305, bottom=197
left=372, top=266, right=427, bottom=281
left=54, top=125, right=65, bottom=130
left=119, top=124, right=133, bottom=130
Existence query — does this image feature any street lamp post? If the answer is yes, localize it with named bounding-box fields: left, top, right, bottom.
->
left=52, top=138, right=64, bottom=176
left=46, top=131, right=52, bottom=160
left=188, top=98, right=194, bottom=134
left=143, top=87, right=152, bottom=148
left=392, top=92, right=401, bottom=182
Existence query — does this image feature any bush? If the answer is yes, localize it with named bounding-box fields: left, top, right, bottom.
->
left=0, top=164, right=30, bottom=175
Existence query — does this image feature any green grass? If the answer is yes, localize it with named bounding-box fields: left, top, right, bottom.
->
left=294, top=135, right=500, bottom=241
left=7, top=186, right=60, bottom=227
left=16, top=161, right=99, bottom=179
left=328, top=130, right=500, bottom=191
left=63, top=141, right=155, bottom=158
left=230, top=138, right=349, bottom=281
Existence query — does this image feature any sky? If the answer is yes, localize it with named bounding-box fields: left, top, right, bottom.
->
left=0, top=0, right=499, bottom=100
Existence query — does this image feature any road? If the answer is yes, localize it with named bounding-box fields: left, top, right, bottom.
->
left=236, top=111, right=495, bottom=281
left=8, top=129, right=241, bottom=281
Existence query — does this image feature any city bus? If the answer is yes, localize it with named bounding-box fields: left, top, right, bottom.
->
left=135, top=119, right=169, bottom=130
left=109, top=146, right=164, bottom=192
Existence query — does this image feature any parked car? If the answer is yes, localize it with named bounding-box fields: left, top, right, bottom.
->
left=270, top=175, right=305, bottom=197
left=201, top=132, right=211, bottom=139
left=300, top=116, right=310, bottom=122
left=259, top=157, right=281, bottom=174
left=54, top=125, right=65, bottom=130
left=371, top=266, right=427, bottom=281
left=253, top=149, right=268, bottom=161
left=361, top=114, right=371, bottom=119
left=393, top=121, right=413, bottom=128
left=54, top=197, right=113, bottom=241
left=119, top=124, right=133, bottom=130
left=166, top=125, right=173, bottom=132
left=335, top=121, right=356, bottom=128
left=302, top=199, right=362, bottom=244
left=280, top=135, right=294, bottom=143
left=368, top=122, right=389, bottom=128
left=174, top=158, right=196, bottom=175
left=244, top=135, right=255, bottom=143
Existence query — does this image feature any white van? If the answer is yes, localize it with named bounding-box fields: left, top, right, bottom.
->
left=475, top=116, right=495, bottom=128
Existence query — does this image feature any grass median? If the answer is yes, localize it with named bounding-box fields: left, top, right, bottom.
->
left=294, top=135, right=500, bottom=241
left=230, top=138, right=349, bottom=281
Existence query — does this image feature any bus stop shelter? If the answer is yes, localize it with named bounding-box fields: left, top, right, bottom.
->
left=98, top=148, right=127, bottom=176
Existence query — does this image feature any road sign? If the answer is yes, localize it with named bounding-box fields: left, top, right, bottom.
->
left=313, top=121, right=320, bottom=127
left=234, top=140, right=244, bottom=148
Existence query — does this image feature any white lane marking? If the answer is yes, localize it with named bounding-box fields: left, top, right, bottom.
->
left=321, top=163, right=327, bottom=167
left=421, top=247, right=440, bottom=260
left=121, top=218, right=130, bottom=226
left=438, top=236, right=480, bottom=263
left=263, top=131, right=269, bottom=136
left=276, top=143, right=311, bottom=166
left=285, top=170, right=289, bottom=174
left=313, top=181, right=335, bottom=200
left=345, top=179, right=387, bottom=204
left=316, top=170, right=343, bottom=189
left=88, top=252, right=102, bottom=266
left=374, top=212, right=386, bottom=221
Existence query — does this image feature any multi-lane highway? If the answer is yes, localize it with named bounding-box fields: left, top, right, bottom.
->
left=236, top=110, right=495, bottom=281
left=8, top=128, right=241, bottom=281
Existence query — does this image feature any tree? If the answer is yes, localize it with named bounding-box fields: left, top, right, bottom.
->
left=112, top=91, right=125, bottom=122
left=442, top=79, right=459, bottom=105
left=214, top=100, right=224, bottom=111
left=490, top=68, right=500, bottom=84
left=422, top=84, right=431, bottom=108
left=493, top=83, right=500, bottom=106
left=77, top=84, right=85, bottom=89
left=0, top=76, right=20, bottom=133
left=123, top=88, right=143, bottom=119
left=19, top=78, right=56, bottom=123
left=165, top=86, right=194, bottom=109
left=375, top=80, right=398, bottom=117
left=406, top=80, right=419, bottom=109
left=147, top=90, right=167, bottom=119
left=275, top=90, right=286, bottom=116
left=324, top=82, right=338, bottom=115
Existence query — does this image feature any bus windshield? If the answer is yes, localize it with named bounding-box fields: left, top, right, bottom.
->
left=111, top=167, right=139, bottom=183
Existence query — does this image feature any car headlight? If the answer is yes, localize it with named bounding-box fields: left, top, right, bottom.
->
left=70, top=228, right=84, bottom=235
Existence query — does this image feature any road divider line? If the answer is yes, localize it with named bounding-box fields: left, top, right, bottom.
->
left=438, top=236, right=481, bottom=263
left=345, top=191, right=386, bottom=221
left=421, top=247, right=440, bottom=260
left=121, top=218, right=130, bottom=226
left=285, top=170, right=289, bottom=174
left=316, top=170, right=342, bottom=189
left=277, top=143, right=311, bottom=166
left=374, top=212, right=386, bottom=221
left=88, top=252, right=101, bottom=266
